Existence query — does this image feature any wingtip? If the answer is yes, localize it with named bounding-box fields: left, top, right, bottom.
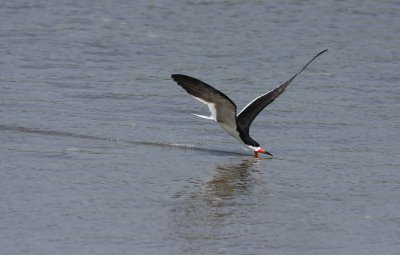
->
left=171, top=74, right=189, bottom=81
left=319, top=49, right=328, bottom=55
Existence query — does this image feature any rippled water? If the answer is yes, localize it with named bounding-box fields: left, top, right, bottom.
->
left=1, top=1, right=399, bottom=254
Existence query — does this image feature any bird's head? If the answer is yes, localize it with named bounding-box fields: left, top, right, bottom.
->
left=256, top=148, right=273, bottom=156
left=247, top=145, right=273, bottom=157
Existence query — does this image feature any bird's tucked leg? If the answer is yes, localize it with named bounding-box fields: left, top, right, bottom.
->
left=254, top=151, right=259, bottom=158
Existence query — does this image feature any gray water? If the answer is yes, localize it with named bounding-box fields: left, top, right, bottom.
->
left=1, top=1, right=399, bottom=254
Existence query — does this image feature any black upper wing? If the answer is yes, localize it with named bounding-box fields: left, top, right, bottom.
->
left=236, top=49, right=328, bottom=131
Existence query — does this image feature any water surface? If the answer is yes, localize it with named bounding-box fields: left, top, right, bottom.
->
left=1, top=1, right=399, bottom=254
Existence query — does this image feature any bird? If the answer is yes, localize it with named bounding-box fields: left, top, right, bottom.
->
left=171, top=49, right=327, bottom=157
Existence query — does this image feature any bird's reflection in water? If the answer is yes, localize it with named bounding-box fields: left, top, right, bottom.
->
left=169, top=158, right=265, bottom=249
left=206, top=158, right=260, bottom=201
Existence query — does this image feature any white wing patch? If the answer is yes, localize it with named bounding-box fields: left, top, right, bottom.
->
left=191, top=113, right=214, bottom=120
left=191, top=96, right=217, bottom=121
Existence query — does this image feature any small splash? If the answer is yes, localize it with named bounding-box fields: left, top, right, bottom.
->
left=63, top=147, right=80, bottom=153
left=170, top=143, right=196, bottom=148
left=362, top=215, right=374, bottom=220
left=127, top=120, right=135, bottom=127
left=102, top=18, right=112, bottom=27
left=314, top=72, right=334, bottom=77
left=145, top=31, right=158, bottom=38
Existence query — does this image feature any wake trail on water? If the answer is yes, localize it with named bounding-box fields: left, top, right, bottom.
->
left=0, top=124, right=248, bottom=156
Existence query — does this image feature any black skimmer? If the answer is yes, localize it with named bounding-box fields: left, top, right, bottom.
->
left=171, top=49, right=327, bottom=157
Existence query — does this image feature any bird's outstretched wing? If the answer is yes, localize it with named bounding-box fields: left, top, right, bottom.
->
left=171, top=74, right=239, bottom=138
left=237, top=49, right=328, bottom=131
